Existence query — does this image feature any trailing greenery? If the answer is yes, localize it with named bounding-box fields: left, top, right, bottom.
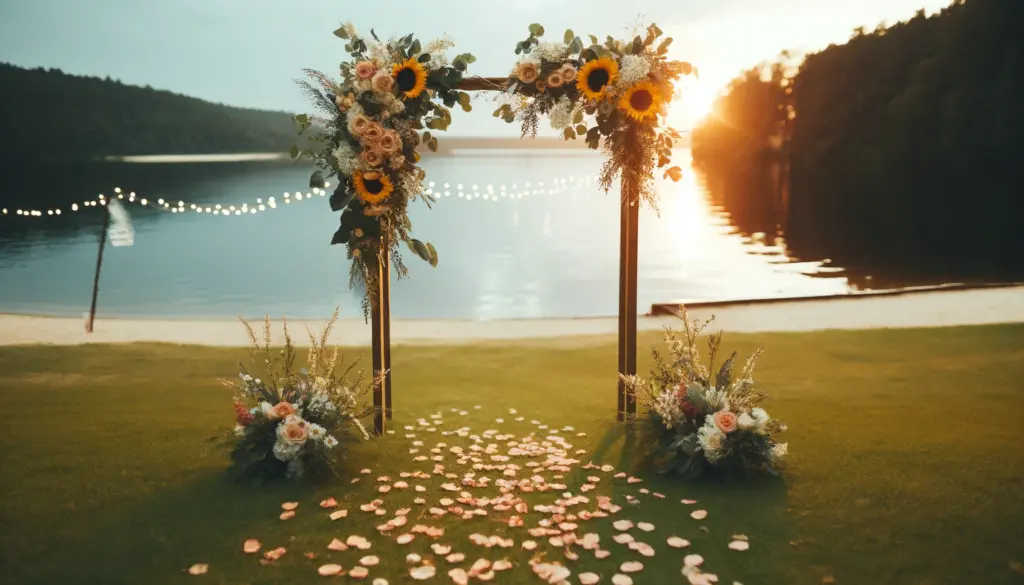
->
left=692, top=0, right=1024, bottom=281
left=0, top=62, right=301, bottom=160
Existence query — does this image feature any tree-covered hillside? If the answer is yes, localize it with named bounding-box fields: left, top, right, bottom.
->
left=0, top=63, right=300, bottom=160
left=692, top=0, right=1024, bottom=281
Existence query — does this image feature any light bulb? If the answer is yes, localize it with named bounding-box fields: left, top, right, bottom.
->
left=71, top=204, right=78, bottom=211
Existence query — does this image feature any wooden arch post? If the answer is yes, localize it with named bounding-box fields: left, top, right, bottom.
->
left=370, top=76, right=640, bottom=434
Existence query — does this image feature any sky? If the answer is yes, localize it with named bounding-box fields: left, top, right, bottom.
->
left=0, top=0, right=953, bottom=135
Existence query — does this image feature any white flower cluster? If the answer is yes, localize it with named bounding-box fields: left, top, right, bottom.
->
left=548, top=96, right=575, bottom=130
left=254, top=404, right=341, bottom=463
left=533, top=42, right=570, bottom=62
left=617, top=54, right=652, bottom=86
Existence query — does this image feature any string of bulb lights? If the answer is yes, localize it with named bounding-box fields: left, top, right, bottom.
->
left=0, top=174, right=599, bottom=221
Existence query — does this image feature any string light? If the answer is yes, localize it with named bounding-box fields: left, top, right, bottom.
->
left=0, top=175, right=598, bottom=221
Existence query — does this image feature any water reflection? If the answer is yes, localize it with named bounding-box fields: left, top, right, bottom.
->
left=0, top=151, right=860, bottom=319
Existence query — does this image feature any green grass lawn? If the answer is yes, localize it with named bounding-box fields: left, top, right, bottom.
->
left=1, top=325, right=1022, bottom=585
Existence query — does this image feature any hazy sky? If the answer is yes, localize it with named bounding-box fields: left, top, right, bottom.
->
left=0, top=0, right=951, bottom=135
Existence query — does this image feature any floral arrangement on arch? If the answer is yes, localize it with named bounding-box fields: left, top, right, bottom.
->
left=621, top=308, right=788, bottom=480
left=222, top=310, right=377, bottom=483
left=495, top=23, right=697, bottom=207
left=294, top=22, right=477, bottom=315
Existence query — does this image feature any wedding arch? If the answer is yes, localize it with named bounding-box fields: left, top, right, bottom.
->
left=295, top=22, right=695, bottom=433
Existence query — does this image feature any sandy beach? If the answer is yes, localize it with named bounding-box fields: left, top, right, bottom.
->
left=0, top=285, right=1021, bottom=347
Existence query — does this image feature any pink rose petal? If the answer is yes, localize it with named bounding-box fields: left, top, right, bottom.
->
left=243, top=539, right=261, bottom=554
left=187, top=564, right=208, bottom=575
left=318, top=564, right=343, bottom=576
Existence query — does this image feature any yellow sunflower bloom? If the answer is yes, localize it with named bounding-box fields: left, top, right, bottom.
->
left=619, top=80, right=663, bottom=122
left=353, top=171, right=394, bottom=205
left=576, top=57, right=619, bottom=100
left=391, top=58, right=428, bottom=100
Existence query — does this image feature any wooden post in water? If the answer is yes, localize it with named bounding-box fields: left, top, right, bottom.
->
left=370, top=235, right=392, bottom=435
left=85, top=204, right=111, bottom=334
left=617, top=183, right=640, bottom=422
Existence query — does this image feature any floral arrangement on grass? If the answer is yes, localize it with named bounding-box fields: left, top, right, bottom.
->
left=295, top=22, right=476, bottom=315
left=222, top=310, right=378, bottom=483
left=621, top=308, right=788, bottom=480
left=494, top=23, right=697, bottom=207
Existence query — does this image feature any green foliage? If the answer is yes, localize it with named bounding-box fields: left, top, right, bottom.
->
left=0, top=63, right=303, bottom=160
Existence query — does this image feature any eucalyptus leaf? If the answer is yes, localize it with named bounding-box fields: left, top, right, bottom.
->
left=369, top=28, right=380, bottom=42
left=589, top=34, right=599, bottom=45
left=409, top=39, right=421, bottom=55
left=657, top=37, right=673, bottom=55
left=333, top=26, right=350, bottom=39
left=426, top=242, right=438, bottom=267
left=575, top=124, right=587, bottom=135
left=563, top=29, right=574, bottom=44
left=663, top=166, right=683, bottom=182
left=573, top=109, right=584, bottom=124
left=418, top=52, right=432, bottom=63
left=569, top=37, right=584, bottom=54
left=408, top=239, right=432, bottom=262
left=528, top=23, right=545, bottom=37
left=309, top=170, right=326, bottom=189
left=427, top=137, right=438, bottom=152
left=455, top=53, right=477, bottom=64
left=289, top=144, right=299, bottom=159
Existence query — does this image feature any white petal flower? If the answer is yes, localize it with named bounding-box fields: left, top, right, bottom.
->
left=618, top=54, right=652, bottom=86
left=770, top=442, right=788, bottom=462
left=737, top=413, right=756, bottom=431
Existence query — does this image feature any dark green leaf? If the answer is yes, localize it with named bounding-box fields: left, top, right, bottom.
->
left=410, top=39, right=421, bottom=55
left=564, top=29, right=575, bottom=44
left=329, top=185, right=354, bottom=212
left=369, top=28, right=380, bottom=42
left=330, top=226, right=350, bottom=245
left=453, top=58, right=467, bottom=72
left=427, top=137, right=438, bottom=152
left=528, top=23, right=545, bottom=37
left=408, top=239, right=432, bottom=262
left=333, top=26, right=350, bottom=39
left=589, top=35, right=599, bottom=45
left=575, top=124, right=587, bottom=135
left=289, top=144, right=299, bottom=159
left=455, top=53, right=477, bottom=64
left=418, top=52, right=432, bottom=63
left=309, top=170, right=326, bottom=189
left=457, top=92, right=472, bottom=112
left=515, top=42, right=524, bottom=55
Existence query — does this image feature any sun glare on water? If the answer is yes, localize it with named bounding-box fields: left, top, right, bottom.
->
left=666, top=75, right=718, bottom=131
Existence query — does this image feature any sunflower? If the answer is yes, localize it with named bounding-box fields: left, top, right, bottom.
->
left=391, top=58, right=428, bottom=100
left=352, top=171, right=394, bottom=205
left=619, top=80, right=663, bottom=122
left=576, top=57, right=619, bottom=100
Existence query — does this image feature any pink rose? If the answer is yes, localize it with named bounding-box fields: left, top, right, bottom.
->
left=361, top=149, right=384, bottom=168
left=280, top=420, right=308, bottom=445
left=348, top=114, right=371, bottom=136
left=377, top=130, right=401, bottom=155
left=547, top=72, right=565, bottom=88
left=515, top=62, right=539, bottom=84
left=355, top=61, right=377, bottom=80
left=371, top=72, right=394, bottom=93
left=272, top=402, right=296, bottom=419
left=713, top=411, right=739, bottom=434
left=560, top=64, right=578, bottom=81
left=362, top=123, right=383, bottom=142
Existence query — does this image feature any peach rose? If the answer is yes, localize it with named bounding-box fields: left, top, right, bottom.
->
left=280, top=421, right=309, bottom=445
left=371, top=71, right=394, bottom=93
left=535, top=79, right=547, bottom=92
left=355, top=61, right=378, bottom=80
left=272, top=402, right=296, bottom=419
left=560, top=64, right=578, bottom=81
left=713, top=411, right=739, bottom=434
left=362, top=123, right=384, bottom=142
left=515, top=61, right=539, bottom=84
left=546, top=72, right=565, bottom=88
left=377, top=131, right=401, bottom=155
left=361, top=149, right=384, bottom=168
left=348, top=114, right=371, bottom=137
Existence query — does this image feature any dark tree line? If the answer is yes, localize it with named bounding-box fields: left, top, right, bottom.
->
left=0, top=63, right=300, bottom=160
left=692, top=0, right=1024, bottom=282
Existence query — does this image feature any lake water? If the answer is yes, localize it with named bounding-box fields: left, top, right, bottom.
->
left=0, top=150, right=855, bottom=320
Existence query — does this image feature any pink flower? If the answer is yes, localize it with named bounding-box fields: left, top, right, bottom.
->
left=355, top=61, right=378, bottom=80
left=280, top=420, right=308, bottom=445
left=713, top=411, right=739, bottom=434
left=515, top=61, right=539, bottom=84
left=348, top=114, right=371, bottom=136
left=361, top=149, right=384, bottom=168
left=272, top=402, right=296, bottom=419
left=377, top=131, right=401, bottom=155
left=362, top=123, right=384, bottom=142
left=371, top=72, right=394, bottom=93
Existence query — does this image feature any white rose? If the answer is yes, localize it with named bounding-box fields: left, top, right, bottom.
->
left=273, top=440, right=301, bottom=462
left=738, top=413, right=756, bottom=431
left=770, top=442, right=788, bottom=463
left=750, top=407, right=769, bottom=422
